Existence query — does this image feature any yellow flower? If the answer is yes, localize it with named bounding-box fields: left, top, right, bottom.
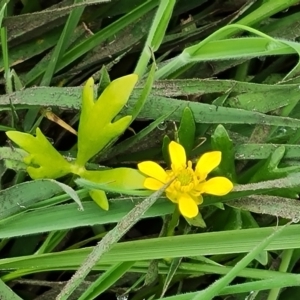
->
left=138, top=141, right=233, bottom=218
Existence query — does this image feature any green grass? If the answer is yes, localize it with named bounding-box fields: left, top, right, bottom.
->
left=2, top=0, right=300, bottom=299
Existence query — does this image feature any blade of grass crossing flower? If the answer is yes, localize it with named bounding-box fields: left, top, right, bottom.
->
left=56, top=179, right=174, bottom=300
left=78, top=262, right=134, bottom=300
left=191, top=222, right=292, bottom=300
left=134, top=0, right=175, bottom=77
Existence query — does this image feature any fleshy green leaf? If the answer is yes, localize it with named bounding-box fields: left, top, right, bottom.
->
left=162, top=135, right=171, bottom=167
left=178, top=107, right=195, bottom=156
left=6, top=128, right=72, bottom=179
left=76, top=74, right=138, bottom=166
left=89, top=189, right=109, bottom=211
left=81, top=167, right=146, bottom=190
left=211, top=125, right=236, bottom=181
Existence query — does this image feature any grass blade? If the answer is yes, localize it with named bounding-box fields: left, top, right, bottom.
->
left=78, top=261, right=134, bottom=299
left=0, top=278, right=22, bottom=300
left=134, top=0, right=175, bottom=77
left=191, top=223, right=291, bottom=299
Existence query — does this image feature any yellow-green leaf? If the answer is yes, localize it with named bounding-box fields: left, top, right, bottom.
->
left=89, top=189, right=109, bottom=211
left=76, top=74, right=138, bottom=166
left=81, top=167, right=146, bottom=190
left=6, top=128, right=72, bottom=179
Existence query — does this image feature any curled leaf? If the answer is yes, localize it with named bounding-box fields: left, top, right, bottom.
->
left=76, top=74, right=138, bottom=166
left=6, top=128, right=72, bottom=179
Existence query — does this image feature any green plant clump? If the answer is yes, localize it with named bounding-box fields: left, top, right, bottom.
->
left=1, top=1, right=300, bottom=300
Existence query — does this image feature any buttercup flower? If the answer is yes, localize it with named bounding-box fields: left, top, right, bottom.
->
left=138, top=141, right=233, bottom=218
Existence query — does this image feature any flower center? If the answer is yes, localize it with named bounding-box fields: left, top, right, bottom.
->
left=177, top=169, right=193, bottom=186
left=167, top=161, right=198, bottom=193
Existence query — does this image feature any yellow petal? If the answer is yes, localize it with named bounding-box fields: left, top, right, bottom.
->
left=193, top=194, right=203, bottom=205
left=144, top=178, right=164, bottom=190
left=138, top=161, right=167, bottom=182
left=166, top=190, right=179, bottom=203
left=169, top=141, right=186, bottom=170
left=200, top=177, right=233, bottom=195
left=178, top=194, right=199, bottom=218
left=195, top=151, right=221, bottom=180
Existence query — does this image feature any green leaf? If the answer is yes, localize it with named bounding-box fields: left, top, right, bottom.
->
left=78, top=262, right=134, bottom=300
left=161, top=257, right=182, bottom=298
left=76, top=74, right=138, bottom=166
left=97, top=65, right=111, bottom=97
left=230, top=195, right=300, bottom=221
left=134, top=0, right=175, bottom=76
left=40, top=0, right=85, bottom=86
left=162, top=135, right=171, bottom=167
left=6, top=128, right=72, bottom=179
left=0, top=278, right=22, bottom=300
left=131, top=63, right=156, bottom=122
left=0, top=199, right=173, bottom=239
left=211, top=125, right=236, bottom=181
left=0, top=179, right=69, bottom=220
left=178, top=107, right=195, bottom=156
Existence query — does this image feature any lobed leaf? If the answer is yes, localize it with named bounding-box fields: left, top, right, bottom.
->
left=76, top=75, right=137, bottom=166
left=6, top=128, right=72, bottom=179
